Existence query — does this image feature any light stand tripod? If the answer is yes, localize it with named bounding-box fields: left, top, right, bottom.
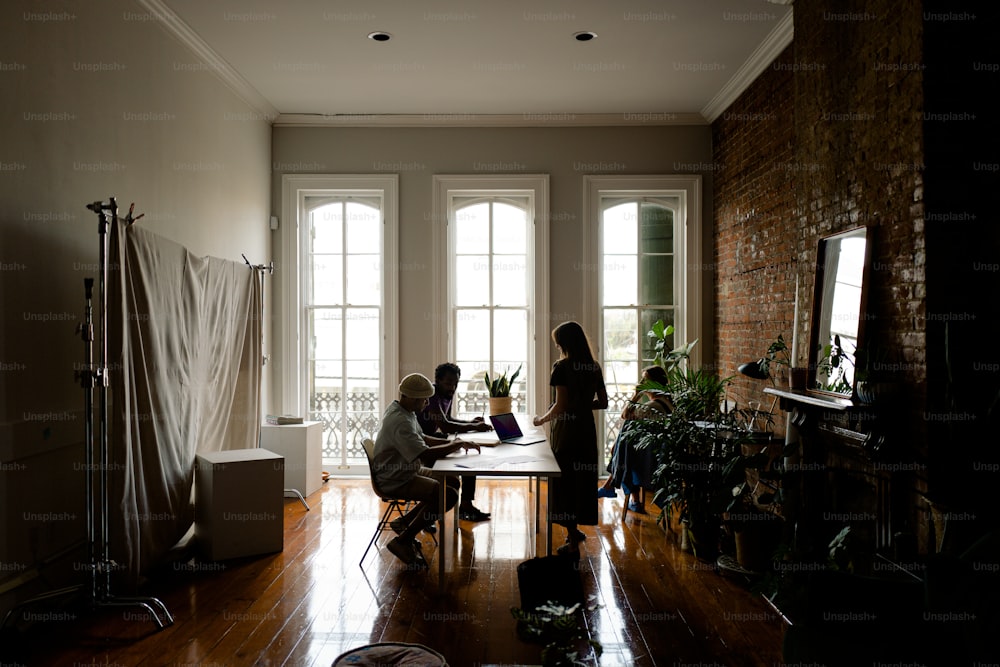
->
left=1, top=198, right=173, bottom=632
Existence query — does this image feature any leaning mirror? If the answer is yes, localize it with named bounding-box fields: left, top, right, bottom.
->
left=808, top=226, right=874, bottom=398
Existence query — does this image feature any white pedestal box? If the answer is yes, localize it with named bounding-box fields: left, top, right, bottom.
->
left=195, top=448, right=284, bottom=561
left=259, top=422, right=323, bottom=498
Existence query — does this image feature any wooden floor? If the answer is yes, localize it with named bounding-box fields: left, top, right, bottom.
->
left=4, top=478, right=785, bottom=666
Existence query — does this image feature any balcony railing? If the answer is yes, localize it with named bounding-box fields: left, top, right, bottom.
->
left=309, top=390, right=630, bottom=464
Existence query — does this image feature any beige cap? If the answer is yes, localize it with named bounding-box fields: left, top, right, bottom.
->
left=398, top=373, right=434, bottom=398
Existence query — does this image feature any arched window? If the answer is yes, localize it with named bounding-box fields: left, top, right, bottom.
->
left=281, top=175, right=398, bottom=472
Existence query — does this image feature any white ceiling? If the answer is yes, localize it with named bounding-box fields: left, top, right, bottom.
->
left=150, top=0, right=793, bottom=126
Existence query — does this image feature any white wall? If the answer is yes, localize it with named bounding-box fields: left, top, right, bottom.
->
left=270, top=125, right=715, bottom=411
left=0, top=0, right=271, bottom=606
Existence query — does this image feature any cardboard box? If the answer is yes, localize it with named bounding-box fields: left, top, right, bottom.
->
left=195, top=448, right=283, bottom=560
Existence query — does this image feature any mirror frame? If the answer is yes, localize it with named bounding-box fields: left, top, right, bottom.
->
left=807, top=225, right=876, bottom=401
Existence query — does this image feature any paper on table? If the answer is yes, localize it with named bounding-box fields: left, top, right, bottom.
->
left=446, top=454, right=544, bottom=470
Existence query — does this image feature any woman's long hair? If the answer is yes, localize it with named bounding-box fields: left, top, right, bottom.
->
left=552, top=321, right=596, bottom=363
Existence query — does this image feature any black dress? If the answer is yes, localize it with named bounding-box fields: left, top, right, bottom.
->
left=548, top=358, right=605, bottom=527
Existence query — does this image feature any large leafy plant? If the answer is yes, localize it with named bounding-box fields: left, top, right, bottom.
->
left=647, top=320, right=698, bottom=374
left=623, top=367, right=746, bottom=558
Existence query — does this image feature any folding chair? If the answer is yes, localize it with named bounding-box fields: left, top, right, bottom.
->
left=359, top=438, right=435, bottom=566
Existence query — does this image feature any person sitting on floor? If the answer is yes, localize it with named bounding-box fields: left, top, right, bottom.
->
left=598, top=365, right=671, bottom=514
left=372, top=373, right=480, bottom=566
left=417, top=362, right=494, bottom=522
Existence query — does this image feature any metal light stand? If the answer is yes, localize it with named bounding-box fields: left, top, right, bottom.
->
left=243, top=255, right=309, bottom=509
left=3, top=199, right=173, bottom=631
left=86, top=197, right=173, bottom=628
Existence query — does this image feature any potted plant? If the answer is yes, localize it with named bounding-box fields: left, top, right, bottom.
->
left=484, top=363, right=522, bottom=415
left=720, top=409, right=784, bottom=572
left=510, top=600, right=603, bottom=666
left=626, top=367, right=742, bottom=560
left=646, top=320, right=697, bottom=374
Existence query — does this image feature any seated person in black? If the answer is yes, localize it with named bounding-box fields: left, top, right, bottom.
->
left=416, top=363, right=494, bottom=522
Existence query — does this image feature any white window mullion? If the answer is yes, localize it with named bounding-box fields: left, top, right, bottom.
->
left=339, top=201, right=348, bottom=468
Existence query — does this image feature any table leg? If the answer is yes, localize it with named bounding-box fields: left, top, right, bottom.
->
left=534, top=476, right=540, bottom=535
left=438, top=477, right=446, bottom=591
left=545, top=477, right=552, bottom=556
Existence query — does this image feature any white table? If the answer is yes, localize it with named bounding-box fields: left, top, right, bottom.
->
left=431, top=423, right=561, bottom=590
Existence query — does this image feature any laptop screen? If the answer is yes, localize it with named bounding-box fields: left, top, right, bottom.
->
left=488, top=412, right=523, bottom=439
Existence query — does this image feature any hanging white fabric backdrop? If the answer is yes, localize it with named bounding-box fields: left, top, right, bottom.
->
left=108, top=219, right=262, bottom=577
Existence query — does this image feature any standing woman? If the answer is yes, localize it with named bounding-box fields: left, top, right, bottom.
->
left=534, top=321, right=609, bottom=556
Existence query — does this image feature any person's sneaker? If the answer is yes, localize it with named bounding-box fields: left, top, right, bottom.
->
left=387, top=536, right=418, bottom=565
left=458, top=506, right=491, bottom=522
left=389, top=517, right=408, bottom=535
left=568, top=528, right=587, bottom=543
left=597, top=487, right=617, bottom=498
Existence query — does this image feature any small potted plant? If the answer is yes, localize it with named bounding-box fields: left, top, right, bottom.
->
left=484, top=363, right=522, bottom=415
left=510, top=600, right=603, bottom=666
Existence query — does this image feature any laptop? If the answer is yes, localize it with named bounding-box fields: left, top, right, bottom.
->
left=488, top=412, right=547, bottom=445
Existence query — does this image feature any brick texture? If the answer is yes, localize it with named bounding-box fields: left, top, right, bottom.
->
left=713, top=0, right=928, bottom=546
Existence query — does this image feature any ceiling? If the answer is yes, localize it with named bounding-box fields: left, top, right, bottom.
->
left=151, top=0, right=793, bottom=126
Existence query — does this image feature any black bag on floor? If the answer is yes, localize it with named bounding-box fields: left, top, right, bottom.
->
left=516, top=555, right=584, bottom=612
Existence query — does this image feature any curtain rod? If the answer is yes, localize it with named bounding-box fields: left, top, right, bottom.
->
left=242, top=254, right=273, bottom=274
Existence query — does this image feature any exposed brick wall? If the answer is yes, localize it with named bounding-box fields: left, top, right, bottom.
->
left=713, top=0, right=928, bottom=547
left=794, top=0, right=926, bottom=395
left=712, top=46, right=797, bottom=420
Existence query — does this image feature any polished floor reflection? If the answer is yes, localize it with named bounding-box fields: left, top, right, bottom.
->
left=6, top=478, right=784, bottom=666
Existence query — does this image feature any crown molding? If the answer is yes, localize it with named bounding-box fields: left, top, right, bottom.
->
left=701, top=9, right=794, bottom=123
left=136, top=0, right=279, bottom=121
left=272, top=112, right=708, bottom=128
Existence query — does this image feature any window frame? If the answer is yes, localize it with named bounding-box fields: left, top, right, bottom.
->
left=432, top=175, right=550, bottom=416
left=584, top=175, right=702, bottom=464
left=280, top=174, right=398, bottom=470
left=583, top=175, right=703, bottom=372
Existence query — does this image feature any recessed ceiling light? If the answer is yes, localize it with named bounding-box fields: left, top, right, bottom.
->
left=573, top=31, right=597, bottom=42
left=368, top=31, right=391, bottom=42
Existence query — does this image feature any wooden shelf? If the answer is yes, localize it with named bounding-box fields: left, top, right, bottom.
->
left=763, top=386, right=856, bottom=411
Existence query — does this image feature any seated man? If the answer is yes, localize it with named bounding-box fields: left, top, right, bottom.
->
left=373, top=372, right=480, bottom=566
left=417, top=362, right=494, bottom=522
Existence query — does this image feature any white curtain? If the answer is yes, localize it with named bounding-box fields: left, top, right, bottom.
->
left=108, top=220, right=262, bottom=578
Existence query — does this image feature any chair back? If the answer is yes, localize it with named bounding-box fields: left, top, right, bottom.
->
left=361, top=438, right=392, bottom=501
